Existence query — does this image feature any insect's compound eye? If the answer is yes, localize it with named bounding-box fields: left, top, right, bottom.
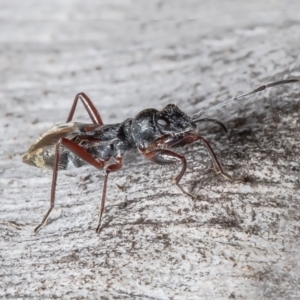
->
left=157, top=117, right=170, bottom=127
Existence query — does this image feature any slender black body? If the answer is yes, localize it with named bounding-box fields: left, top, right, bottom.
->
left=22, top=78, right=299, bottom=233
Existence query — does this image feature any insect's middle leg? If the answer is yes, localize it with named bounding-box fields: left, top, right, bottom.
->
left=61, top=138, right=105, bottom=169
left=141, top=149, right=193, bottom=199
left=96, top=157, right=123, bottom=234
left=62, top=138, right=124, bottom=233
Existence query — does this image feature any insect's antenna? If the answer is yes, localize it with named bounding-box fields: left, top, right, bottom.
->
left=192, top=78, right=299, bottom=122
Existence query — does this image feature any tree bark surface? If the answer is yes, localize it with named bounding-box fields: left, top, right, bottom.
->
left=1, top=0, right=300, bottom=299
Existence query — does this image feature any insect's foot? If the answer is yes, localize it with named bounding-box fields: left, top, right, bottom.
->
left=174, top=183, right=195, bottom=209
left=185, top=192, right=195, bottom=201
left=221, top=172, right=233, bottom=181
left=34, top=224, right=43, bottom=234
left=34, top=207, right=54, bottom=234
left=213, top=167, right=232, bottom=181
left=96, top=221, right=103, bottom=234
left=175, top=183, right=192, bottom=198
left=95, top=226, right=102, bottom=234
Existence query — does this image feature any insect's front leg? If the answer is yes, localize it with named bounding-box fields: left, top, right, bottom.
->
left=163, top=134, right=232, bottom=181
left=140, top=148, right=193, bottom=200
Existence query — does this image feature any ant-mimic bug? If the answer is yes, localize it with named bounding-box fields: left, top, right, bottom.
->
left=22, top=78, right=299, bottom=233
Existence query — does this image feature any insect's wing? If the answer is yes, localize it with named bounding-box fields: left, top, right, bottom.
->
left=22, top=122, right=89, bottom=169
left=27, top=122, right=82, bottom=153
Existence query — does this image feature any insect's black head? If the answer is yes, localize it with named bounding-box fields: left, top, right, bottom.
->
left=155, top=104, right=196, bottom=135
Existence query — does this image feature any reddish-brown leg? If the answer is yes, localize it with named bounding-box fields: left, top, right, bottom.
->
left=96, top=157, right=123, bottom=233
left=63, top=139, right=123, bottom=233
left=198, top=136, right=232, bottom=181
left=34, top=142, right=61, bottom=233
left=67, top=92, right=103, bottom=124
left=34, top=93, right=104, bottom=233
left=55, top=139, right=123, bottom=233
left=162, top=134, right=231, bottom=180
left=61, top=138, right=105, bottom=170
left=140, top=149, right=193, bottom=199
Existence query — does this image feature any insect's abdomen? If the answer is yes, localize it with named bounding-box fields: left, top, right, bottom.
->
left=22, top=145, right=72, bottom=170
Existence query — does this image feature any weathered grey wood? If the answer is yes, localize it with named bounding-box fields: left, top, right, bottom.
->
left=1, top=0, right=300, bottom=299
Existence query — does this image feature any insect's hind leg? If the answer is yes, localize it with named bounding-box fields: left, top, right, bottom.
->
left=34, top=142, right=61, bottom=233
left=67, top=92, right=104, bottom=124
left=34, top=138, right=107, bottom=233
left=34, top=93, right=104, bottom=233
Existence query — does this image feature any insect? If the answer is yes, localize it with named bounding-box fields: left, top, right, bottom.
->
left=22, top=78, right=299, bottom=233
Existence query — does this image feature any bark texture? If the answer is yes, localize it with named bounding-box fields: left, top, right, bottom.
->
left=1, top=0, right=300, bottom=299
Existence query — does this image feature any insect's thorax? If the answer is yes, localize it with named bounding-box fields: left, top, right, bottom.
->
left=76, top=119, right=136, bottom=162
left=130, top=109, right=162, bottom=149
